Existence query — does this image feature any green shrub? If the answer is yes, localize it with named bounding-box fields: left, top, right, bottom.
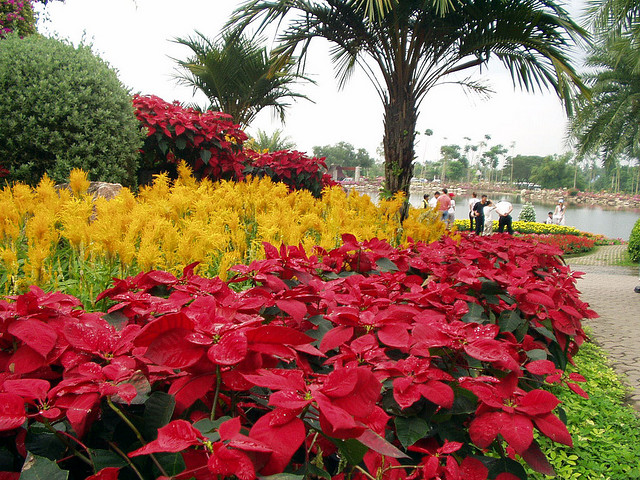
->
left=518, top=201, right=536, bottom=222
left=628, top=217, right=640, bottom=263
left=0, top=34, right=143, bottom=187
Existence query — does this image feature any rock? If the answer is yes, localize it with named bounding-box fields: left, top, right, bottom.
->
left=86, top=182, right=122, bottom=200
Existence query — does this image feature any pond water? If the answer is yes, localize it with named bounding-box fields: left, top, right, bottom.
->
left=361, top=190, right=640, bottom=240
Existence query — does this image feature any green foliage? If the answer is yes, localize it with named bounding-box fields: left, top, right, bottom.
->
left=528, top=339, right=640, bottom=480
left=313, top=141, right=375, bottom=168
left=173, top=31, right=311, bottom=127
left=628, top=217, right=640, bottom=262
left=0, top=0, right=36, bottom=38
left=503, top=155, right=546, bottom=183
left=247, top=129, right=296, bottom=152
left=518, top=202, right=536, bottom=222
left=0, top=34, right=143, bottom=186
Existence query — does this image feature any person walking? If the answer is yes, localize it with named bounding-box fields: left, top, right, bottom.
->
left=468, top=192, right=479, bottom=232
left=473, top=195, right=487, bottom=235
left=495, top=199, right=514, bottom=234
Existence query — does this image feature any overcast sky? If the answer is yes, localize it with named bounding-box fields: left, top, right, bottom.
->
left=35, top=0, right=588, bottom=162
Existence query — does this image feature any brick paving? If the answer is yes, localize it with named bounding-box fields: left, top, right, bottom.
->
left=566, top=245, right=640, bottom=410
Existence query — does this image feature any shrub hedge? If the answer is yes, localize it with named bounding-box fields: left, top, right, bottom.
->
left=0, top=34, right=143, bottom=186
left=628, top=217, right=640, bottom=263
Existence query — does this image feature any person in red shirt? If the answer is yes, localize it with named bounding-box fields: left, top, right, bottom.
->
left=437, top=187, right=451, bottom=222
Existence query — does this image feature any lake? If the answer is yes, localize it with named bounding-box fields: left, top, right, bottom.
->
left=361, top=190, right=640, bottom=240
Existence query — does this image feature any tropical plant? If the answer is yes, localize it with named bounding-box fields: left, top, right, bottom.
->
left=173, top=31, right=312, bottom=127
left=227, top=0, right=588, bottom=207
left=247, top=128, right=296, bottom=152
left=0, top=34, right=143, bottom=186
left=569, top=34, right=640, bottom=171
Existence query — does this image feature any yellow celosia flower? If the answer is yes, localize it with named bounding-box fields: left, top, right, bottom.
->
left=68, top=169, right=91, bottom=196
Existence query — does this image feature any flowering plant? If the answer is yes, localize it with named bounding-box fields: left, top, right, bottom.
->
left=520, top=234, right=596, bottom=255
left=0, top=233, right=595, bottom=479
left=0, top=0, right=35, bottom=38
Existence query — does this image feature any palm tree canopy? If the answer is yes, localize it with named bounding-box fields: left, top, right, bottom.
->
left=570, top=34, right=640, bottom=168
left=227, top=0, right=588, bottom=198
left=173, top=31, right=313, bottom=127
left=228, top=0, right=588, bottom=113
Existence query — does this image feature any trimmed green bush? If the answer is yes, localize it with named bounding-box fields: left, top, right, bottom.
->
left=0, top=34, right=143, bottom=186
left=518, top=201, right=536, bottom=222
left=628, top=217, right=640, bottom=263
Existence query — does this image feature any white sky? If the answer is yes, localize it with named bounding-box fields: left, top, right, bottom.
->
left=35, top=0, right=588, bottom=163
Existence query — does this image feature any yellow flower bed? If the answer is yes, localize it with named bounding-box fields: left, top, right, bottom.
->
left=454, top=219, right=584, bottom=236
left=0, top=165, right=445, bottom=304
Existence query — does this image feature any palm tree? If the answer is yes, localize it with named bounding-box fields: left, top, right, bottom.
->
left=227, top=0, right=588, bottom=203
left=173, top=32, right=312, bottom=127
left=569, top=34, right=640, bottom=170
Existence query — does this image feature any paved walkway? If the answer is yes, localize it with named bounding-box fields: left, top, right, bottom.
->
left=566, top=244, right=640, bottom=410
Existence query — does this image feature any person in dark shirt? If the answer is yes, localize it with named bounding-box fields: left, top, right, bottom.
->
left=473, top=195, right=487, bottom=235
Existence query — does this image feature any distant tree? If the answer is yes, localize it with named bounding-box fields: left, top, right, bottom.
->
left=480, top=144, right=507, bottom=183
left=439, top=144, right=462, bottom=183
left=313, top=142, right=374, bottom=168
left=248, top=129, right=296, bottom=152
left=173, top=31, right=312, bottom=127
left=502, top=155, right=546, bottom=182
left=530, top=153, right=582, bottom=189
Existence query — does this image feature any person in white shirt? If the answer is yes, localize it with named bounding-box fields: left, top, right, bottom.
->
left=483, top=200, right=496, bottom=235
left=428, top=192, right=438, bottom=209
left=447, top=193, right=456, bottom=228
left=553, top=199, right=566, bottom=225
left=468, top=192, right=479, bottom=232
left=495, top=200, right=514, bottom=234
left=544, top=212, right=554, bottom=224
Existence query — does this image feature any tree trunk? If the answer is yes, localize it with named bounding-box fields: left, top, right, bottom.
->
left=382, top=85, right=418, bottom=220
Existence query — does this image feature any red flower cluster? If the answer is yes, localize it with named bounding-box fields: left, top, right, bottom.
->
left=133, top=95, right=335, bottom=196
left=521, top=234, right=597, bottom=255
left=0, top=233, right=596, bottom=479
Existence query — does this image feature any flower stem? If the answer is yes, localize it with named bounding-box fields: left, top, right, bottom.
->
left=211, top=366, right=221, bottom=421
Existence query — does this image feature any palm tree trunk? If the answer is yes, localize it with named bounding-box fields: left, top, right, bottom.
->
left=382, top=87, right=418, bottom=217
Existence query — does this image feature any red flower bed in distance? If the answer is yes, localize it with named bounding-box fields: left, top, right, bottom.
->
left=0, top=233, right=596, bottom=479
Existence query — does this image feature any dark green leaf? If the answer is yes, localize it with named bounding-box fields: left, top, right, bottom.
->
left=154, top=452, right=186, bottom=477
left=142, top=392, right=175, bottom=440
left=331, top=438, right=368, bottom=465
left=395, top=416, right=430, bottom=448
left=89, top=449, right=128, bottom=471
left=200, top=149, right=212, bottom=163
left=533, top=325, right=557, bottom=341
left=462, top=303, right=487, bottom=323
left=25, top=425, right=67, bottom=461
left=20, top=454, right=69, bottom=480
left=375, top=257, right=399, bottom=272
left=298, top=463, right=331, bottom=480
left=526, top=349, right=548, bottom=361
left=175, top=137, right=187, bottom=150
left=498, top=310, right=524, bottom=333
left=102, top=311, right=129, bottom=330
left=485, top=456, right=528, bottom=479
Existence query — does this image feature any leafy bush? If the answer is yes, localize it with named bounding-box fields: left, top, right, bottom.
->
left=628, top=217, right=640, bottom=262
left=0, top=0, right=35, bottom=38
left=0, top=233, right=596, bottom=479
left=0, top=35, right=143, bottom=186
left=518, top=202, right=536, bottom=222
